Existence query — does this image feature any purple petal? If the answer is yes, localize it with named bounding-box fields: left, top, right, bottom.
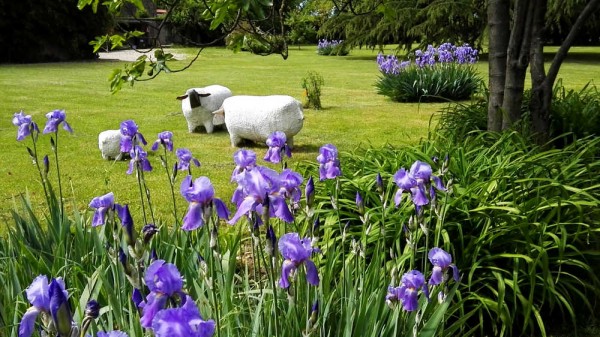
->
left=428, top=247, right=452, bottom=268
left=394, top=190, right=404, bottom=207
left=401, top=288, right=419, bottom=311
left=62, top=121, right=73, bottom=133
left=429, top=266, right=444, bottom=285
left=213, top=198, right=230, bottom=221
left=25, top=275, right=50, bottom=309
left=410, top=184, right=429, bottom=206
left=182, top=202, right=204, bottom=231
left=393, top=168, right=416, bottom=190
left=432, top=175, right=446, bottom=191
left=151, top=141, right=160, bottom=151
left=140, top=292, right=168, bottom=328
left=228, top=198, right=258, bottom=225
left=279, top=260, right=296, bottom=288
left=304, top=259, right=320, bottom=286
left=126, top=160, right=135, bottom=175
left=18, top=307, right=41, bottom=337
left=270, top=196, right=294, bottom=223
left=451, top=264, right=460, bottom=282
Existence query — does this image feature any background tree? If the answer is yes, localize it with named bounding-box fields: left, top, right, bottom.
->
left=319, top=0, right=486, bottom=51
left=0, top=0, right=112, bottom=63
left=487, top=0, right=600, bottom=143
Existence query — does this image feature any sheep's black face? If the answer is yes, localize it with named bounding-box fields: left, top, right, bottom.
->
left=189, top=90, right=201, bottom=109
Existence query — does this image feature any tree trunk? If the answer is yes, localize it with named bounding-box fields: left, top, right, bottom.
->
left=530, top=0, right=600, bottom=143
left=528, top=0, right=549, bottom=144
left=486, top=0, right=510, bottom=132
left=501, top=0, right=535, bottom=129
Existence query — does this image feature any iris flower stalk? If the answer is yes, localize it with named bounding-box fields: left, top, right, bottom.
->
left=153, top=131, right=179, bottom=225
left=130, top=145, right=156, bottom=226
left=12, top=112, right=51, bottom=206
left=43, top=109, right=73, bottom=219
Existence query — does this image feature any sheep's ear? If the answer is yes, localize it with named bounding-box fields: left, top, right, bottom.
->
left=198, top=93, right=211, bottom=97
left=176, top=94, right=188, bottom=100
left=212, top=107, right=225, bottom=116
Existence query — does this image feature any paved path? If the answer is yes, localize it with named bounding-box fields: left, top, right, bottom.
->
left=98, top=49, right=187, bottom=62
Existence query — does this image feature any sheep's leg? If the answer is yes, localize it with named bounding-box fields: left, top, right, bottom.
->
left=230, top=134, right=242, bottom=147
left=204, top=121, right=214, bottom=134
left=287, top=137, right=294, bottom=149
left=187, top=121, right=196, bottom=133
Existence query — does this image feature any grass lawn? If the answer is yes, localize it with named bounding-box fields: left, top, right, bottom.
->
left=1, top=45, right=599, bottom=227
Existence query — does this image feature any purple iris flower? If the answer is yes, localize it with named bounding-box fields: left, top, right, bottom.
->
left=279, top=169, right=304, bottom=204
left=428, top=247, right=460, bottom=285
left=89, top=192, right=114, bottom=227
left=305, top=176, right=315, bottom=209
left=278, top=233, right=320, bottom=288
left=84, top=300, right=100, bottom=318
left=115, top=204, right=136, bottom=246
left=385, top=270, right=428, bottom=311
left=127, top=146, right=152, bottom=175
left=132, top=288, right=144, bottom=309
left=43, top=109, right=73, bottom=134
left=228, top=167, right=294, bottom=225
left=152, top=295, right=215, bottom=337
left=19, top=276, right=69, bottom=337
left=151, top=131, right=174, bottom=152
left=48, top=279, right=73, bottom=337
left=393, top=160, right=445, bottom=207
left=120, top=120, right=147, bottom=153
left=140, top=260, right=185, bottom=328
left=316, top=144, right=341, bottom=181
left=12, top=111, right=39, bottom=141
left=180, top=175, right=229, bottom=231
left=231, top=149, right=256, bottom=181
left=264, top=131, right=292, bottom=163
left=176, top=148, right=201, bottom=171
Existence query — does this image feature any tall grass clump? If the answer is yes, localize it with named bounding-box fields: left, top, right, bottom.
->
left=309, top=132, right=600, bottom=336
left=437, top=81, right=600, bottom=146
left=2, top=111, right=464, bottom=337
left=301, top=70, right=325, bottom=110
left=376, top=43, right=483, bottom=102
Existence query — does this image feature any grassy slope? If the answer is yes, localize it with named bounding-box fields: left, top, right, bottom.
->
left=0, top=46, right=598, bottom=226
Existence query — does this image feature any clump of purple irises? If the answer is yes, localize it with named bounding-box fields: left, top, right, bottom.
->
left=376, top=43, right=479, bottom=75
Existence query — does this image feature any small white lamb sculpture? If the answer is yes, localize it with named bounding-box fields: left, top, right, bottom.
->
left=177, top=85, right=232, bottom=133
left=98, top=129, right=125, bottom=160
left=213, top=95, right=304, bottom=147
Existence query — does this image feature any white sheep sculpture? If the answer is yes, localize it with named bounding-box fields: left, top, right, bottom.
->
left=213, top=95, right=304, bottom=148
left=98, top=129, right=126, bottom=160
left=177, top=85, right=232, bottom=133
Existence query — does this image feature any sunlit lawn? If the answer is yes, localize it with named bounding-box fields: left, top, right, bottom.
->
left=1, top=45, right=599, bottom=227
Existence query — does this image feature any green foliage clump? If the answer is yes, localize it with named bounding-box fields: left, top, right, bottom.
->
left=436, top=81, right=600, bottom=146
left=375, top=44, right=483, bottom=102
left=301, top=71, right=325, bottom=110
left=550, top=82, right=600, bottom=145
left=304, top=132, right=600, bottom=336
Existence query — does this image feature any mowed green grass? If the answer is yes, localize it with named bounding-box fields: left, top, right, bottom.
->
left=1, top=45, right=598, bottom=226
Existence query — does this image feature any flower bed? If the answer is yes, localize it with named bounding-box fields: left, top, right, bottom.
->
left=375, top=43, right=482, bottom=102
